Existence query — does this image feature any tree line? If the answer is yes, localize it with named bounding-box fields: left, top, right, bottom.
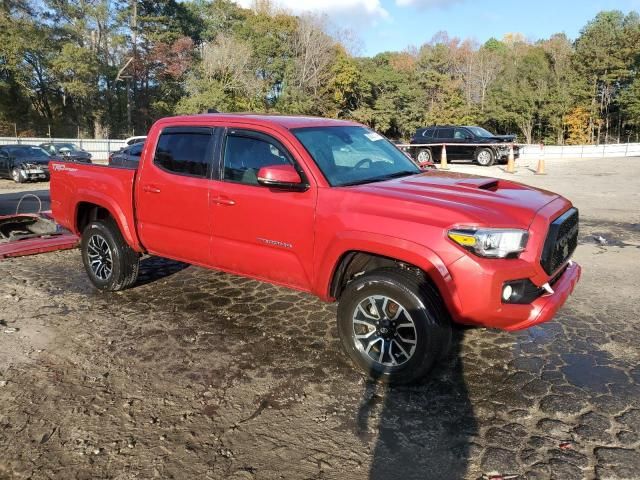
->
left=1, top=0, right=639, bottom=144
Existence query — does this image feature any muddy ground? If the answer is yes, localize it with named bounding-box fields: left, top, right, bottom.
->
left=1, top=157, right=639, bottom=479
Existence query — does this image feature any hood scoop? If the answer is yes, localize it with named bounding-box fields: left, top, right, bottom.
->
left=457, top=179, right=499, bottom=191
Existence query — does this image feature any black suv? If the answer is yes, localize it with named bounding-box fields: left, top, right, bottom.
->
left=410, top=126, right=519, bottom=166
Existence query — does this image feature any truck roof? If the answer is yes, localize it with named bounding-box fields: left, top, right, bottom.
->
left=162, top=113, right=359, bottom=130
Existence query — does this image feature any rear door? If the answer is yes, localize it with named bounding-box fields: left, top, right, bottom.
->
left=209, top=127, right=317, bottom=290
left=135, top=126, right=217, bottom=265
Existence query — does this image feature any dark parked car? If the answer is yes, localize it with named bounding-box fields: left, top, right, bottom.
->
left=108, top=142, right=143, bottom=168
left=0, top=145, right=51, bottom=183
left=40, top=142, right=92, bottom=163
left=410, top=126, right=520, bottom=166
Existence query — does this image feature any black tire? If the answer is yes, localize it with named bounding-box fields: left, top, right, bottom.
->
left=81, top=218, right=139, bottom=291
left=416, top=148, right=432, bottom=164
left=475, top=147, right=495, bottom=166
left=337, top=267, right=452, bottom=384
left=11, top=167, right=25, bottom=183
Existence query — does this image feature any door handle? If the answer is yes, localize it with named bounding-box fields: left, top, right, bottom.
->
left=143, top=185, right=161, bottom=193
left=211, top=196, right=236, bottom=206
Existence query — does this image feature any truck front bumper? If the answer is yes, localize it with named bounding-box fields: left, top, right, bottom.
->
left=445, top=255, right=581, bottom=331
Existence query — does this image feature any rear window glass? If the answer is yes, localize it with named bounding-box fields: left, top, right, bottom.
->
left=154, top=131, right=212, bottom=177
left=436, top=128, right=454, bottom=139
left=422, top=128, right=435, bottom=138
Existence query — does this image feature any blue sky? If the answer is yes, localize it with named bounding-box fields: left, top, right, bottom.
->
left=236, top=0, right=640, bottom=56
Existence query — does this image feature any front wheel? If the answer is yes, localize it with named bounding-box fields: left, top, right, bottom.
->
left=475, top=148, right=495, bottom=166
left=416, top=148, right=432, bottom=164
left=81, top=219, right=139, bottom=291
left=12, top=167, right=25, bottom=183
left=337, top=268, right=451, bottom=384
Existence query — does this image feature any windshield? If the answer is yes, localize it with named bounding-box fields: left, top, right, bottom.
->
left=467, top=127, right=495, bottom=138
left=292, top=126, right=420, bottom=187
left=7, top=146, right=50, bottom=159
left=56, top=143, right=81, bottom=152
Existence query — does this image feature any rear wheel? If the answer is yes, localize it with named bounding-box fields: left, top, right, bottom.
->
left=416, top=148, right=432, bottom=164
left=475, top=148, right=495, bottom=166
left=81, top=218, right=139, bottom=291
left=337, top=268, right=451, bottom=384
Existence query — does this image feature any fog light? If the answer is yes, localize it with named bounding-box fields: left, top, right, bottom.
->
left=502, top=285, right=513, bottom=301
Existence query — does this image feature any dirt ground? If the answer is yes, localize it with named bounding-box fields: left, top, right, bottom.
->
left=1, top=157, right=639, bottom=479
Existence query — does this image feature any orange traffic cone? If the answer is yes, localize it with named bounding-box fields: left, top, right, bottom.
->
left=505, top=143, right=516, bottom=173
left=439, top=144, right=449, bottom=170
left=534, top=143, right=546, bottom=175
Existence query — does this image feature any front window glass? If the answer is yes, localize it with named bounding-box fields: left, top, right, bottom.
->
left=223, top=135, right=291, bottom=186
left=467, top=127, right=494, bottom=137
left=56, top=143, right=81, bottom=152
left=293, top=126, right=419, bottom=187
left=454, top=128, right=469, bottom=139
left=7, top=146, right=50, bottom=159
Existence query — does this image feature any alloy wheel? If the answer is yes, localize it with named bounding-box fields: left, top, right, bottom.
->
left=477, top=150, right=492, bottom=165
left=87, top=234, right=113, bottom=281
left=417, top=150, right=431, bottom=163
left=352, top=295, right=417, bottom=367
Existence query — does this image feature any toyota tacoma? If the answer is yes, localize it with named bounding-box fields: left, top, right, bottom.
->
left=50, top=114, right=581, bottom=383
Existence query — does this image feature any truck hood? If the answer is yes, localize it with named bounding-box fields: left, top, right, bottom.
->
left=350, top=171, right=559, bottom=227
left=489, top=134, right=516, bottom=142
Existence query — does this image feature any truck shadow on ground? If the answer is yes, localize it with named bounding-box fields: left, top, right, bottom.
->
left=358, top=330, right=476, bottom=480
left=134, top=256, right=190, bottom=286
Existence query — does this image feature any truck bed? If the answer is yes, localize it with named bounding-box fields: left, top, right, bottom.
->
left=49, top=161, right=139, bottom=247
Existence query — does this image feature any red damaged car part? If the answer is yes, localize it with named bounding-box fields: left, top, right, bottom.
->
left=0, top=212, right=79, bottom=259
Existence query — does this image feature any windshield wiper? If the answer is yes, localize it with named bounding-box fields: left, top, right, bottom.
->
left=339, top=170, right=418, bottom=187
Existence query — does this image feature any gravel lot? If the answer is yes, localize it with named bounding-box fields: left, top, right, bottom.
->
left=1, top=157, right=639, bottom=479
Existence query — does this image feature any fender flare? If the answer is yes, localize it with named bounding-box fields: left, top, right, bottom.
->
left=315, top=231, right=462, bottom=316
left=73, top=191, right=143, bottom=252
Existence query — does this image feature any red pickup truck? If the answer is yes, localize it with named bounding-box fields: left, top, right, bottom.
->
left=50, top=114, right=581, bottom=383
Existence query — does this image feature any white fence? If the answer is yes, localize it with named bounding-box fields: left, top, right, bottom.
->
left=2, top=136, right=639, bottom=162
left=519, top=143, right=640, bottom=159
left=0, top=137, right=127, bottom=161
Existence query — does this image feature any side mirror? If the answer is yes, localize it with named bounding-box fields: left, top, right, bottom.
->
left=257, top=164, right=308, bottom=191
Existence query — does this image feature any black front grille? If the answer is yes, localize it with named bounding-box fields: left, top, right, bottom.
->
left=540, top=208, right=579, bottom=275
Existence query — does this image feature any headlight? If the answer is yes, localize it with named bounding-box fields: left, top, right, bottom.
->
left=448, top=228, right=528, bottom=258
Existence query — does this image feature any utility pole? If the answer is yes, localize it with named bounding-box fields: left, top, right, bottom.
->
left=116, top=1, right=137, bottom=136
left=131, top=0, right=137, bottom=137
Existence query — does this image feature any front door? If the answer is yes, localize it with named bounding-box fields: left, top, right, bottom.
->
left=210, top=128, right=317, bottom=290
left=453, top=127, right=474, bottom=160
left=135, top=126, right=217, bottom=265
